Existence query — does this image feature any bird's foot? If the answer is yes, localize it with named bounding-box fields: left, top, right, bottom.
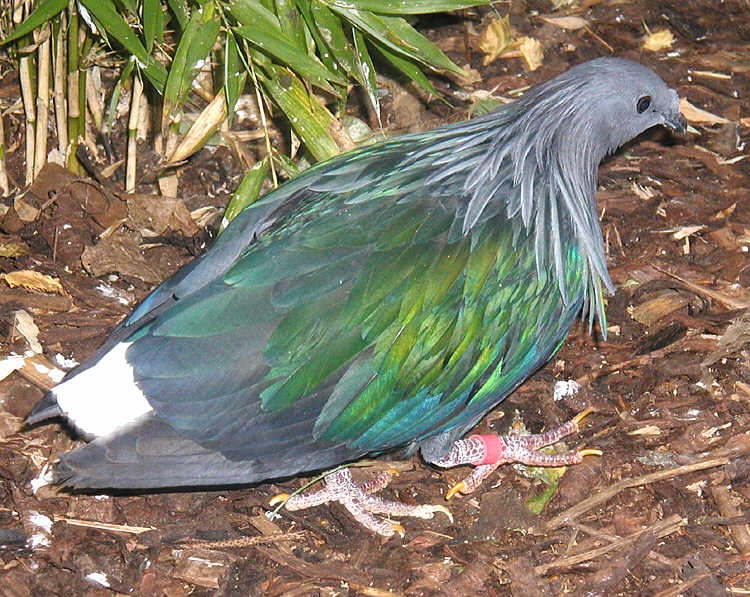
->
left=435, top=408, right=601, bottom=499
left=270, top=467, right=452, bottom=537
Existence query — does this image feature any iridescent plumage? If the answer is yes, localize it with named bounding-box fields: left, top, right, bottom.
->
left=28, top=57, right=684, bottom=492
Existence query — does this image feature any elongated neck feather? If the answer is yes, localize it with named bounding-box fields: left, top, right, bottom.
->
left=459, top=78, right=614, bottom=331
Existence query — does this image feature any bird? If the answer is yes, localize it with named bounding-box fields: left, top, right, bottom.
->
left=27, top=57, right=685, bottom=537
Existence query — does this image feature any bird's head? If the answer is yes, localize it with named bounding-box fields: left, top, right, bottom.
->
left=528, top=57, right=686, bottom=164
left=576, top=57, right=685, bottom=155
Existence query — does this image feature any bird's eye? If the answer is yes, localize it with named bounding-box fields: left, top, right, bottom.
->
left=636, top=95, right=652, bottom=113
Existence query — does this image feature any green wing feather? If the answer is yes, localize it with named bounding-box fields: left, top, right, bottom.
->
left=126, top=120, right=592, bottom=467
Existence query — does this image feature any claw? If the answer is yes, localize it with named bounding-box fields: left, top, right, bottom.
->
left=269, top=493, right=290, bottom=507
left=572, top=407, right=595, bottom=426
left=390, top=523, right=405, bottom=538
left=578, top=448, right=602, bottom=458
left=428, top=505, right=453, bottom=523
left=445, top=481, right=465, bottom=500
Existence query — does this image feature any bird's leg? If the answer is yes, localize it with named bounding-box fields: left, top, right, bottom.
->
left=433, top=408, right=601, bottom=499
left=270, top=467, right=452, bottom=537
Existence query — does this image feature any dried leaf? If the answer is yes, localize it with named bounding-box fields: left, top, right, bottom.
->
left=13, top=310, right=42, bottom=354
left=479, top=16, right=513, bottom=65
left=0, top=239, right=29, bottom=257
left=517, top=36, right=544, bottom=71
left=127, top=195, right=199, bottom=238
left=0, top=355, right=25, bottom=382
left=541, top=15, right=588, bottom=30
left=13, top=196, right=40, bottom=222
left=166, top=90, right=228, bottom=165
left=1, top=270, right=65, bottom=294
left=680, top=98, right=730, bottom=125
left=642, top=29, right=675, bottom=52
left=631, top=292, right=690, bottom=326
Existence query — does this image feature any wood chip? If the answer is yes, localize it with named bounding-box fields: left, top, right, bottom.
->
left=1, top=270, right=65, bottom=294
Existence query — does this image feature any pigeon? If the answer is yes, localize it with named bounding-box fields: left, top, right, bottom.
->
left=27, top=57, right=685, bottom=536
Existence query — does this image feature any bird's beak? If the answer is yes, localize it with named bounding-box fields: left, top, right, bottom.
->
left=663, top=110, right=687, bottom=133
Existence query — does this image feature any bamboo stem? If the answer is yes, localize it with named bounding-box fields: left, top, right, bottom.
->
left=15, top=0, right=35, bottom=185
left=34, top=26, right=51, bottom=178
left=66, top=0, right=81, bottom=172
left=126, top=71, right=143, bottom=193
left=0, top=104, right=9, bottom=195
left=52, top=14, right=68, bottom=160
left=52, top=16, right=68, bottom=159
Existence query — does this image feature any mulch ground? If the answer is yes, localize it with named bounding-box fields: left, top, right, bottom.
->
left=1, top=1, right=749, bottom=595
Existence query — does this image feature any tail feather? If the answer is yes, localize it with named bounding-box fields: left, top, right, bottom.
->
left=25, top=391, right=63, bottom=426
left=54, top=415, right=357, bottom=489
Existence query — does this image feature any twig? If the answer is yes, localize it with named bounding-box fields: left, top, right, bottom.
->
left=651, top=573, right=715, bottom=597
left=16, top=0, right=35, bottom=185
left=177, top=531, right=306, bottom=550
left=711, top=485, right=750, bottom=554
left=545, top=438, right=750, bottom=530
left=536, top=514, right=684, bottom=574
left=575, top=330, right=715, bottom=387
left=0, top=97, right=9, bottom=195
left=652, top=264, right=750, bottom=310
left=567, top=519, right=676, bottom=567
left=54, top=515, right=156, bottom=535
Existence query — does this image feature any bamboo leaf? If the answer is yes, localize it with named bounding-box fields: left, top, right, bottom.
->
left=78, top=0, right=167, bottom=90
left=223, top=33, right=247, bottom=123
left=162, top=3, right=220, bottom=128
left=221, top=156, right=269, bottom=229
left=351, top=28, right=380, bottom=121
left=259, top=66, right=340, bottom=161
left=324, top=0, right=487, bottom=14
left=2, top=0, right=67, bottom=44
left=117, top=0, right=139, bottom=16
left=234, top=23, right=345, bottom=92
left=166, top=0, right=190, bottom=30
left=304, top=0, right=359, bottom=79
left=274, top=0, right=308, bottom=52
left=330, top=7, right=464, bottom=75
left=142, top=0, right=164, bottom=52
left=371, top=38, right=440, bottom=97
left=227, top=0, right=283, bottom=32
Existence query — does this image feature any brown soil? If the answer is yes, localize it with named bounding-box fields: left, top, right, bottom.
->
left=1, top=1, right=749, bottom=595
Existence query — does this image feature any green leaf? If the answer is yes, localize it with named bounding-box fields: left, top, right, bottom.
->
left=227, top=0, right=283, bottom=32
left=166, top=0, right=190, bottom=30
left=116, top=0, right=139, bottom=16
left=163, top=3, right=220, bottom=126
left=2, top=0, right=67, bottom=44
left=78, top=0, right=167, bottom=91
left=351, top=28, right=380, bottom=122
left=258, top=66, right=340, bottom=161
left=221, top=156, right=269, bottom=230
left=324, top=0, right=488, bottom=14
left=234, top=23, right=345, bottom=92
left=223, top=33, right=247, bottom=124
left=330, top=7, right=464, bottom=75
left=305, top=0, right=358, bottom=77
left=274, top=0, right=308, bottom=52
left=525, top=481, right=559, bottom=515
left=371, top=38, right=440, bottom=98
left=273, top=150, right=301, bottom=179
left=142, top=0, right=164, bottom=52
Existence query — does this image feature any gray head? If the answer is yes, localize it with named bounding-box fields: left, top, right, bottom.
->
left=514, top=57, right=685, bottom=167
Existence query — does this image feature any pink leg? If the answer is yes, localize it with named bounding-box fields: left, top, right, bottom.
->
left=433, top=408, right=600, bottom=498
left=271, top=468, right=452, bottom=537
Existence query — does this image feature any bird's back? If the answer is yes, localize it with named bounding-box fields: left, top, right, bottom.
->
left=48, top=118, right=591, bottom=487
